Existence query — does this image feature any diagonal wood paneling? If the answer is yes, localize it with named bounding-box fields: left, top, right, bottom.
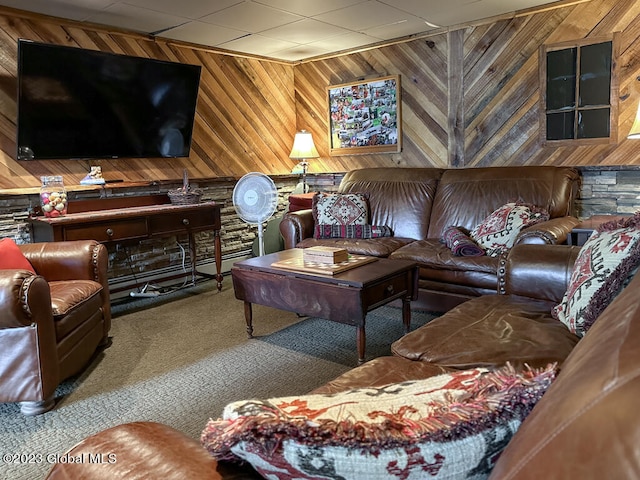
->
left=0, top=7, right=296, bottom=189
left=296, top=0, right=640, bottom=172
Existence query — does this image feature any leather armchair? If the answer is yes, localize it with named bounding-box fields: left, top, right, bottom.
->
left=0, top=240, right=111, bottom=415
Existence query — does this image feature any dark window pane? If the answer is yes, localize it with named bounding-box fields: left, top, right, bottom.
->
left=577, top=108, right=610, bottom=138
left=546, top=48, right=576, bottom=110
left=547, top=112, right=575, bottom=140
left=579, top=42, right=612, bottom=107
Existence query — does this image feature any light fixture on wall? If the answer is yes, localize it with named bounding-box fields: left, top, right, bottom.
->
left=628, top=103, right=640, bottom=139
left=289, top=130, right=319, bottom=193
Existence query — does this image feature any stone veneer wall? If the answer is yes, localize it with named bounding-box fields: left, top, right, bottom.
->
left=0, top=167, right=637, bottom=293
left=575, top=167, right=640, bottom=219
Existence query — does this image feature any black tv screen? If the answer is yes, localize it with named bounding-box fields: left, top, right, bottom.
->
left=16, top=40, right=201, bottom=160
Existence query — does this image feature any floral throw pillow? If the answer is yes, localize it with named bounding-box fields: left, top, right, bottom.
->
left=470, top=202, right=550, bottom=257
left=552, top=214, right=640, bottom=337
left=201, top=363, right=556, bottom=480
left=312, top=193, right=369, bottom=239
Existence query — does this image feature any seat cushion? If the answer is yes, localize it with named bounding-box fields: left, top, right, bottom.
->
left=392, top=294, right=580, bottom=370
left=310, top=356, right=456, bottom=395
left=297, top=236, right=415, bottom=257
left=49, top=280, right=104, bottom=340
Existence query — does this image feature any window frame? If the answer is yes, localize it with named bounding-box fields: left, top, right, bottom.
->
left=539, top=34, right=619, bottom=147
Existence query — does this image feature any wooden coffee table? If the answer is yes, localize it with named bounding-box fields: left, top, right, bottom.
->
left=231, top=248, right=418, bottom=364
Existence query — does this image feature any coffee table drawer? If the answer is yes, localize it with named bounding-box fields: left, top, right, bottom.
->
left=363, top=273, right=410, bottom=308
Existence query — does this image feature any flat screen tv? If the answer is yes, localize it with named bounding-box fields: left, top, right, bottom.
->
left=16, top=40, right=202, bottom=160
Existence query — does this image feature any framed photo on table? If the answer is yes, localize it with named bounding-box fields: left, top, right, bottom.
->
left=327, top=74, right=402, bottom=156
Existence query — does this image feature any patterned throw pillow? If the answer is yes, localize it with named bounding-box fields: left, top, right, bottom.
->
left=470, top=202, right=550, bottom=257
left=202, top=363, right=556, bottom=480
left=552, top=215, right=640, bottom=337
left=313, top=193, right=369, bottom=239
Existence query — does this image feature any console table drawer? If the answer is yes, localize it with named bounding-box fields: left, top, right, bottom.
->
left=63, top=219, right=149, bottom=242
left=147, top=210, right=218, bottom=235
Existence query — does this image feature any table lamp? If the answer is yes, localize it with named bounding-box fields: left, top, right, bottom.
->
left=289, top=130, right=319, bottom=193
left=629, top=103, right=640, bottom=139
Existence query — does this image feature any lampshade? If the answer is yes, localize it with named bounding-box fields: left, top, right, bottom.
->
left=289, top=130, right=319, bottom=159
left=629, top=103, right=640, bottom=139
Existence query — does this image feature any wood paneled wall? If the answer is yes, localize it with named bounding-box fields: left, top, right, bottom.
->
left=0, top=7, right=296, bottom=189
left=294, top=0, right=640, bottom=173
left=0, top=0, right=639, bottom=191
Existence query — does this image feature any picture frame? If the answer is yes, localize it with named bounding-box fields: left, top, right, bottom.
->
left=327, top=74, right=402, bottom=156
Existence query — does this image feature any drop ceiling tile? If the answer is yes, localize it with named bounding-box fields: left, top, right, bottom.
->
left=261, top=18, right=350, bottom=44
left=159, top=20, right=247, bottom=46
left=307, top=31, right=383, bottom=52
left=0, top=0, right=114, bottom=21
left=122, top=0, right=243, bottom=20
left=199, top=2, right=301, bottom=33
left=254, top=0, right=366, bottom=17
left=218, top=33, right=298, bottom=56
left=315, top=0, right=415, bottom=31
left=85, top=3, right=187, bottom=33
left=363, top=16, right=433, bottom=40
left=270, top=44, right=332, bottom=61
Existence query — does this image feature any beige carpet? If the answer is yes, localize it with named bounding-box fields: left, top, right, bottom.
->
left=0, top=279, right=438, bottom=480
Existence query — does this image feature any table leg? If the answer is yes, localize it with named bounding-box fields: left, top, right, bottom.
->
left=214, top=230, right=223, bottom=291
left=357, top=325, right=366, bottom=365
left=402, top=297, right=411, bottom=334
left=244, top=301, right=254, bottom=338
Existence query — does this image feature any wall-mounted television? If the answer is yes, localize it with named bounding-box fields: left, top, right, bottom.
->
left=16, top=39, right=202, bottom=160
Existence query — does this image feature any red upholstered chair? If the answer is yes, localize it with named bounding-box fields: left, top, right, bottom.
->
left=0, top=240, right=111, bottom=415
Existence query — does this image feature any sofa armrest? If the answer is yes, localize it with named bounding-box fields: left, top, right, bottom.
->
left=516, top=216, right=581, bottom=245
left=279, top=210, right=315, bottom=249
left=44, top=421, right=262, bottom=480
left=498, top=244, right=581, bottom=304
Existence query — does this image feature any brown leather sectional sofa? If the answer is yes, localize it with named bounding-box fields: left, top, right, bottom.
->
left=45, top=243, right=640, bottom=479
left=280, top=166, right=580, bottom=311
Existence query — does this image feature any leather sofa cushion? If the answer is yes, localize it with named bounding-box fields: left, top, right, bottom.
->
left=427, top=166, right=578, bottom=239
left=297, top=236, right=415, bottom=257
left=338, top=167, right=443, bottom=240
left=310, top=356, right=456, bottom=395
left=391, top=239, right=498, bottom=274
left=391, top=294, right=580, bottom=370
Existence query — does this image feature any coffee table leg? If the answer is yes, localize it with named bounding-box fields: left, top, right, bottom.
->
left=244, top=301, right=254, bottom=338
left=402, top=297, right=411, bottom=333
left=357, top=326, right=366, bottom=365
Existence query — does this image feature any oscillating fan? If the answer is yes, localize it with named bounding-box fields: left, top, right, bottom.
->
left=233, top=172, right=278, bottom=256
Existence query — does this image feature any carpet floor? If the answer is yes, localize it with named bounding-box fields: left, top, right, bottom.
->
left=0, top=279, right=438, bottom=480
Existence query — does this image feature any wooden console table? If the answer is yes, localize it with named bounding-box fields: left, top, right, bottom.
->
left=28, top=194, right=223, bottom=292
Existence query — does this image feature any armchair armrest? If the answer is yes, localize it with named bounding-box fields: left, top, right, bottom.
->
left=498, top=244, right=581, bottom=304
left=516, top=216, right=581, bottom=245
left=0, top=270, right=53, bottom=329
left=279, top=209, right=315, bottom=249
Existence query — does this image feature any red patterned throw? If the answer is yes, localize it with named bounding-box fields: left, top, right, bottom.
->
left=441, top=226, right=485, bottom=256
left=470, top=202, right=549, bottom=257
left=201, top=363, right=556, bottom=480
left=552, top=213, right=640, bottom=337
